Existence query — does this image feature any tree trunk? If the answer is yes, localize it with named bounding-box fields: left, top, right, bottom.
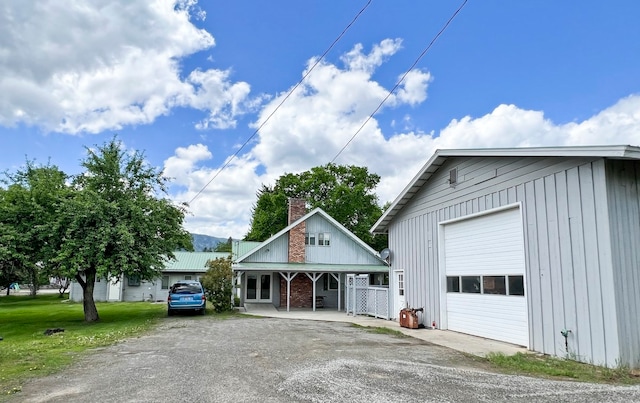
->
left=77, top=270, right=100, bottom=322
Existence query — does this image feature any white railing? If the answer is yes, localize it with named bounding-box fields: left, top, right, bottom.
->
left=345, top=274, right=389, bottom=320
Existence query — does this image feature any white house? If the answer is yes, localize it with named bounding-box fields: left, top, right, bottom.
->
left=371, top=145, right=640, bottom=368
left=69, top=251, right=229, bottom=302
left=233, top=199, right=390, bottom=315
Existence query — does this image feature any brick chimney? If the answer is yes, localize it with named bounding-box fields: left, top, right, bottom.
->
left=288, top=198, right=306, bottom=263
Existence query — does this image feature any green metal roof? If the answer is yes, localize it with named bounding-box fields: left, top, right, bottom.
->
left=163, top=252, right=230, bottom=272
left=232, top=262, right=388, bottom=273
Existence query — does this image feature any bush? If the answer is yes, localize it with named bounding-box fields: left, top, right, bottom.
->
left=200, top=257, right=233, bottom=313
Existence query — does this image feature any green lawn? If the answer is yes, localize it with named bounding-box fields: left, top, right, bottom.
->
left=485, top=352, right=640, bottom=385
left=0, top=294, right=169, bottom=396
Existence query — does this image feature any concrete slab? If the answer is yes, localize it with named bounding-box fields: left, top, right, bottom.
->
left=240, top=307, right=527, bottom=357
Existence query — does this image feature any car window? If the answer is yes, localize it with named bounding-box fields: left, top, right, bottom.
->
left=170, top=284, right=202, bottom=294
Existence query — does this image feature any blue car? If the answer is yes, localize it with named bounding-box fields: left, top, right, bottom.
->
left=167, top=281, right=206, bottom=316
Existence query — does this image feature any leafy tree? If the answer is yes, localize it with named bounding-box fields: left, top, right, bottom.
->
left=200, top=256, right=233, bottom=313
left=0, top=163, right=68, bottom=296
left=214, top=237, right=233, bottom=253
left=53, top=138, right=193, bottom=322
left=245, top=163, right=388, bottom=251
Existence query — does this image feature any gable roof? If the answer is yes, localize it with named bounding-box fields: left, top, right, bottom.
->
left=371, top=144, right=640, bottom=234
left=163, top=251, right=230, bottom=272
left=235, top=207, right=383, bottom=263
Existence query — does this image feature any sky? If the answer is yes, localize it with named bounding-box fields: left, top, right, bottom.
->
left=2, top=1, right=640, bottom=239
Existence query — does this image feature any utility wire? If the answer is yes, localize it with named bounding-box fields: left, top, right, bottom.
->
left=330, top=0, right=469, bottom=163
left=188, top=0, right=373, bottom=205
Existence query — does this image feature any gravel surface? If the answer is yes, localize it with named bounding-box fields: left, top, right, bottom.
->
left=12, top=316, right=640, bottom=403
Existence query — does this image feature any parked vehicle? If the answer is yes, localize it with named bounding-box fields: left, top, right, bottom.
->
left=167, top=281, right=206, bottom=316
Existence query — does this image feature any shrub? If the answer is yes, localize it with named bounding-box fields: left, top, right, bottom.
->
left=200, top=257, right=233, bottom=313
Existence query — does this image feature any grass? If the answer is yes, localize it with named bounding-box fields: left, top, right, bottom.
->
left=485, top=352, right=640, bottom=385
left=0, top=294, right=169, bottom=396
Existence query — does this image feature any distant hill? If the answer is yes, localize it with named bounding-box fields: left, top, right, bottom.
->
left=190, top=233, right=228, bottom=252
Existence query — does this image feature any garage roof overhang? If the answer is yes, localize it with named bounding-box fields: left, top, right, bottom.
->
left=370, top=144, right=640, bottom=234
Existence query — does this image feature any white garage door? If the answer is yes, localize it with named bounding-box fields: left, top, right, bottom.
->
left=442, top=207, right=529, bottom=347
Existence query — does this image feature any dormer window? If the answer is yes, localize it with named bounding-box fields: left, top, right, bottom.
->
left=318, top=232, right=331, bottom=246
left=305, top=233, right=316, bottom=245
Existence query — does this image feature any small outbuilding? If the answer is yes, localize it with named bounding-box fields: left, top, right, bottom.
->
left=371, top=145, right=640, bottom=368
left=69, top=251, right=229, bottom=302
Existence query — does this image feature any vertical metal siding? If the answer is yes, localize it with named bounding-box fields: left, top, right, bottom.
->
left=304, top=215, right=382, bottom=265
left=388, top=156, right=623, bottom=367
left=606, top=160, right=640, bottom=368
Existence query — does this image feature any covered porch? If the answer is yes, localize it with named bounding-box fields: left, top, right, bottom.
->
left=232, top=262, right=389, bottom=314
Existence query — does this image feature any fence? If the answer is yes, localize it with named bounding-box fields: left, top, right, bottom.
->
left=345, top=274, right=389, bottom=320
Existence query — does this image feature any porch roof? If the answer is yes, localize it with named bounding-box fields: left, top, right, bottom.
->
left=232, top=262, right=388, bottom=273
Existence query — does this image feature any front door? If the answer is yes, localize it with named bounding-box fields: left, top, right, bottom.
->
left=394, top=270, right=406, bottom=317
left=246, top=273, right=272, bottom=302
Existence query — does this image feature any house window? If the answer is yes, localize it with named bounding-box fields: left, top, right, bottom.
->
left=128, top=276, right=141, bottom=287
left=318, top=232, right=331, bottom=246
left=184, top=275, right=192, bottom=280
left=161, top=276, right=169, bottom=289
left=324, top=274, right=338, bottom=290
left=369, top=273, right=389, bottom=286
left=305, top=233, right=316, bottom=245
left=398, top=273, right=405, bottom=296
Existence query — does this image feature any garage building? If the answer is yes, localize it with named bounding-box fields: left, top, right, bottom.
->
left=371, top=145, right=640, bottom=368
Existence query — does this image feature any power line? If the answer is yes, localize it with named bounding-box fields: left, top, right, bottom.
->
left=188, top=0, right=372, bottom=205
left=330, top=0, right=469, bottom=164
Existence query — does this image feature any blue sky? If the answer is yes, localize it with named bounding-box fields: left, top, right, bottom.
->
left=2, top=1, right=640, bottom=238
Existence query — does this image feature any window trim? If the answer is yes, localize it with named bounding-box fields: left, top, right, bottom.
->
left=318, top=232, right=331, bottom=246
left=446, top=274, right=525, bottom=297
left=305, top=233, right=316, bottom=246
left=128, top=275, right=141, bottom=287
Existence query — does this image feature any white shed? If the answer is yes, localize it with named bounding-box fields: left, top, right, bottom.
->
left=371, top=145, right=640, bottom=368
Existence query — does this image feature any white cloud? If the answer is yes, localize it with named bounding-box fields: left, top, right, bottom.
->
left=0, top=0, right=254, bottom=134
left=161, top=35, right=640, bottom=239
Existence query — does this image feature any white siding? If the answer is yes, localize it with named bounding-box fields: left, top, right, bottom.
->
left=442, top=207, right=528, bottom=346
left=304, top=215, right=382, bottom=265
left=606, top=160, right=640, bottom=368
left=389, top=156, right=622, bottom=367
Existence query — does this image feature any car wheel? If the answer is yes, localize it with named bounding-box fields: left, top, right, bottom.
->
left=200, top=308, right=206, bottom=315
left=168, top=308, right=174, bottom=316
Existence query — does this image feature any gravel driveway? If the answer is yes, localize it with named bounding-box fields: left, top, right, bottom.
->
left=13, top=316, right=640, bottom=403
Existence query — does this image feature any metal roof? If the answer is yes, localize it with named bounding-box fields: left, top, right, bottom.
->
left=163, top=251, right=230, bottom=272
left=233, top=262, right=389, bottom=273
left=370, top=145, right=640, bottom=234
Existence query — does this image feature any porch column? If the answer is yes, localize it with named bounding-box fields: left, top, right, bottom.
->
left=305, top=273, right=323, bottom=311
left=279, top=272, right=297, bottom=312
left=234, top=271, right=244, bottom=303
left=331, top=273, right=341, bottom=311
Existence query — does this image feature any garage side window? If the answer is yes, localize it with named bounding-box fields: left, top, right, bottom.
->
left=161, top=275, right=169, bottom=289
left=508, top=275, right=525, bottom=296
left=461, top=276, right=481, bottom=293
left=483, top=276, right=506, bottom=295
left=446, top=276, right=460, bottom=292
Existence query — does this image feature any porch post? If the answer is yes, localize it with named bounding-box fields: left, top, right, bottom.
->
left=331, top=273, right=341, bottom=312
left=234, top=271, right=244, bottom=304
left=279, top=272, right=297, bottom=312
left=305, top=272, right=323, bottom=311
